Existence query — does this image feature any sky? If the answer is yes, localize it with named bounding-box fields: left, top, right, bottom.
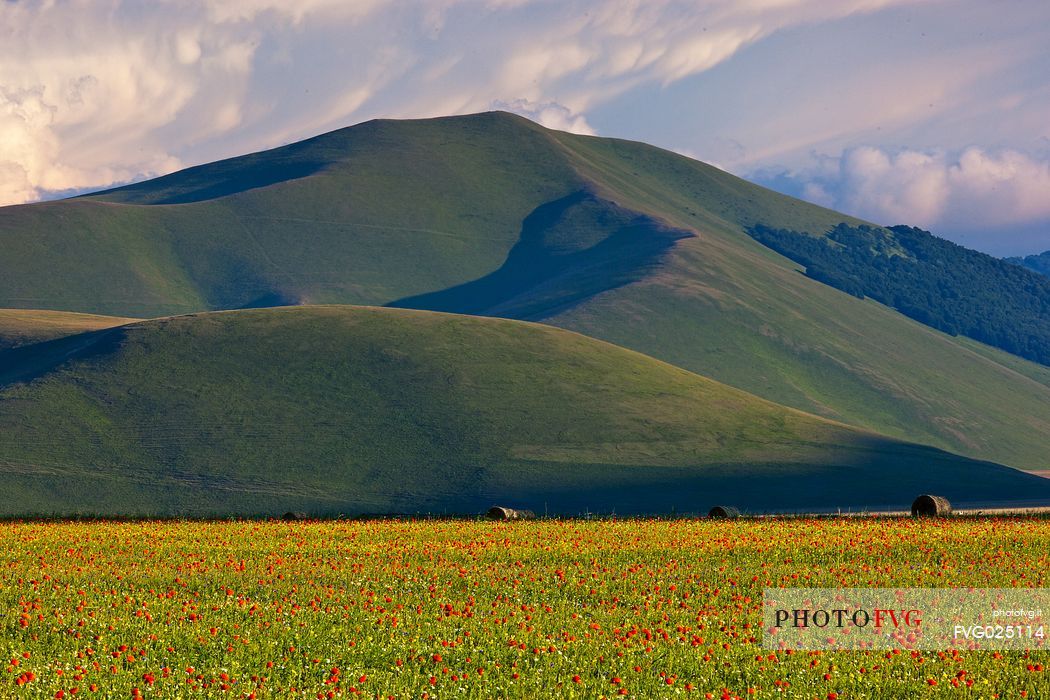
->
left=1, top=0, right=1048, bottom=255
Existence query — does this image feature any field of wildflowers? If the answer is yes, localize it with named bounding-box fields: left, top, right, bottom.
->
left=2, top=517, right=1047, bottom=698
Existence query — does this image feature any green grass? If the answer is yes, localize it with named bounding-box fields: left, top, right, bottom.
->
left=3, top=519, right=1048, bottom=698
left=0, top=305, right=1045, bottom=517
left=532, top=129, right=1050, bottom=468
left=0, top=309, right=137, bottom=350
left=0, top=112, right=1048, bottom=469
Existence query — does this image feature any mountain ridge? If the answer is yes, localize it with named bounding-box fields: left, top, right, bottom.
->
left=1007, top=250, right=1050, bottom=278
left=1, top=111, right=1049, bottom=469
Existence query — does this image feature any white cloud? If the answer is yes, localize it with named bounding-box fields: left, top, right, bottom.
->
left=839, top=147, right=950, bottom=226
left=759, top=146, right=1050, bottom=236
left=948, top=148, right=1050, bottom=228
left=0, top=1, right=259, bottom=202
left=491, top=99, right=594, bottom=135
left=199, top=0, right=386, bottom=25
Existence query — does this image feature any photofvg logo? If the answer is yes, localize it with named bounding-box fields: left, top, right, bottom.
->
left=763, top=589, right=1048, bottom=650
left=774, top=606, right=922, bottom=631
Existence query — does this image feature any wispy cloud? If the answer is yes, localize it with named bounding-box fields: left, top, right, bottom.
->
left=0, top=0, right=922, bottom=206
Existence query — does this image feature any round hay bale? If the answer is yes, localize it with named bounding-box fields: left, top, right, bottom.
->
left=911, top=494, right=952, bottom=518
left=487, top=506, right=535, bottom=521
left=708, top=505, right=741, bottom=519
left=282, top=511, right=308, bottom=521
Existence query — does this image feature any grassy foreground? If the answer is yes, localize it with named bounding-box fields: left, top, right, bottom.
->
left=1, top=518, right=1047, bottom=698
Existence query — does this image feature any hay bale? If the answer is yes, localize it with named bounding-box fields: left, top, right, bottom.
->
left=911, top=494, right=952, bottom=518
left=708, top=505, right=741, bottom=519
left=487, top=506, right=535, bottom=521
left=282, top=511, right=308, bottom=521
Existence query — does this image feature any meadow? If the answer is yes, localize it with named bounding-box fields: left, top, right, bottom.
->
left=2, top=517, right=1047, bottom=698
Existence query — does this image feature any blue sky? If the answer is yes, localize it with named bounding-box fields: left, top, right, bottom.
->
left=1, top=0, right=1048, bottom=254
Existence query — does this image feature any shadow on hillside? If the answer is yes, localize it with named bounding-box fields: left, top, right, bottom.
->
left=93, top=159, right=328, bottom=205
left=466, top=437, right=1050, bottom=517
left=236, top=291, right=302, bottom=310
left=388, top=189, right=694, bottom=320
left=0, top=326, right=129, bottom=388
left=3, top=412, right=1049, bottom=517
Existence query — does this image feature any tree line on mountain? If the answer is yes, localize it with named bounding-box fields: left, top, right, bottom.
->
left=748, top=223, right=1050, bottom=366
left=1006, top=250, right=1050, bottom=279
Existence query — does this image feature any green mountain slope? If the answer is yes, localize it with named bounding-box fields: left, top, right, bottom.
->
left=0, top=113, right=583, bottom=316
left=1, top=112, right=1049, bottom=469
left=0, top=305, right=1044, bottom=517
left=746, top=223, right=1050, bottom=365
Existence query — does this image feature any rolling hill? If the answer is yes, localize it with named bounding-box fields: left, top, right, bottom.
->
left=1, top=305, right=1046, bottom=517
left=1, top=112, right=1049, bottom=470
left=0, top=309, right=137, bottom=351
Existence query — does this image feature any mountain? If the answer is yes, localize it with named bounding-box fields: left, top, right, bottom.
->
left=1007, top=250, right=1050, bottom=278
left=2, top=112, right=1049, bottom=470
left=1, top=305, right=1045, bottom=517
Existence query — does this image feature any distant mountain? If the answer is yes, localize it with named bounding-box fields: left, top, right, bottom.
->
left=2, top=112, right=1050, bottom=470
left=1, top=305, right=1044, bottom=516
left=1007, top=250, right=1050, bottom=278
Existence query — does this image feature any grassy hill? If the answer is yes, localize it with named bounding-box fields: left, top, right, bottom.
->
left=1, top=112, right=1049, bottom=469
left=0, top=309, right=136, bottom=351
left=746, top=223, right=1050, bottom=365
left=0, top=305, right=1045, bottom=517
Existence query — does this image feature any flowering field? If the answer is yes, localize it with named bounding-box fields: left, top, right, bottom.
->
left=2, top=518, right=1047, bottom=699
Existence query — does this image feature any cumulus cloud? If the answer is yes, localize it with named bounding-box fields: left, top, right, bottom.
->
left=0, top=0, right=258, bottom=203
left=948, top=149, right=1050, bottom=228
left=0, top=0, right=922, bottom=206
left=753, top=146, right=1050, bottom=247
left=491, top=99, right=594, bottom=134
left=838, top=147, right=951, bottom=226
